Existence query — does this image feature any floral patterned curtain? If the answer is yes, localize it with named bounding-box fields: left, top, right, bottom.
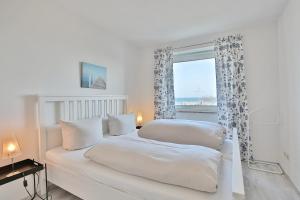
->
left=214, top=35, right=252, bottom=160
left=153, top=47, right=176, bottom=119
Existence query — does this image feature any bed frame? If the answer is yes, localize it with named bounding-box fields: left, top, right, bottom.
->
left=36, top=95, right=245, bottom=200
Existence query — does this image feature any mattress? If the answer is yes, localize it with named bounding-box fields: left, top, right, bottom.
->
left=46, top=132, right=233, bottom=200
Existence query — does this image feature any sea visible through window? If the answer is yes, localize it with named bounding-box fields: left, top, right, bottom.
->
left=173, top=58, right=217, bottom=113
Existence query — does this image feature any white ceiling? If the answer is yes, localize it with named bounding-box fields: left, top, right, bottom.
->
left=55, top=0, right=287, bottom=46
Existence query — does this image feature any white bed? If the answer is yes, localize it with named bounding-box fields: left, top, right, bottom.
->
left=36, top=95, right=245, bottom=200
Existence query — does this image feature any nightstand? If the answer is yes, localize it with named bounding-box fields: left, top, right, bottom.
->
left=0, top=159, right=48, bottom=200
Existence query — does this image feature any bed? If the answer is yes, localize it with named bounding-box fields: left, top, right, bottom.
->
left=36, top=95, right=245, bottom=200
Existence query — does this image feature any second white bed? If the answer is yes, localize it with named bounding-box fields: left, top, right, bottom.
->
left=45, top=132, right=234, bottom=200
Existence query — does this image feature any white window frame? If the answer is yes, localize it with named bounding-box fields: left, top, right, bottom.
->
left=173, top=46, right=217, bottom=114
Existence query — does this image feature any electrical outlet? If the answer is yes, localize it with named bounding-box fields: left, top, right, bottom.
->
left=283, top=152, right=290, bottom=160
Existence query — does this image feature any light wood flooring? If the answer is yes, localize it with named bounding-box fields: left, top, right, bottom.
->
left=43, top=163, right=300, bottom=200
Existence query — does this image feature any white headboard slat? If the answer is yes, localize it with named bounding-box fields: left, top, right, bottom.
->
left=37, top=95, right=128, bottom=163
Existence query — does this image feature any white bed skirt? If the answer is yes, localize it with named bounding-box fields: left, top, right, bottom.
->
left=44, top=139, right=235, bottom=200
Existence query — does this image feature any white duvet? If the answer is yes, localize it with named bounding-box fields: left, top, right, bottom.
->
left=138, top=119, right=225, bottom=150
left=84, top=135, right=222, bottom=193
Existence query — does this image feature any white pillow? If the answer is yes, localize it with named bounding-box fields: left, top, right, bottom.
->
left=46, top=125, right=63, bottom=149
left=102, top=117, right=109, bottom=135
left=108, top=114, right=136, bottom=136
left=60, top=118, right=103, bottom=150
left=138, top=119, right=225, bottom=150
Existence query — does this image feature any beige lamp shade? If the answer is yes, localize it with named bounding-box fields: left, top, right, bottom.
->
left=136, top=112, right=143, bottom=126
left=2, top=134, right=21, bottom=159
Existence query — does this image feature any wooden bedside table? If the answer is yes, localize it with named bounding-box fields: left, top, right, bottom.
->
left=0, top=159, right=48, bottom=200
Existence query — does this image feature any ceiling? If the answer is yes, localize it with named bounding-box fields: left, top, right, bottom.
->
left=54, top=0, right=287, bottom=46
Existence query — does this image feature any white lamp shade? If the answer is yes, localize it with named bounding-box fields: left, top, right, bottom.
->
left=2, top=134, right=21, bottom=159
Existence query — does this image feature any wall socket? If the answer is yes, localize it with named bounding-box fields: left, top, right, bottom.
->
left=283, top=152, right=290, bottom=160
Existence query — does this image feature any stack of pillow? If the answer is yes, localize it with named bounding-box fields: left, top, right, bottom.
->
left=59, top=113, right=136, bottom=150
left=59, top=114, right=226, bottom=151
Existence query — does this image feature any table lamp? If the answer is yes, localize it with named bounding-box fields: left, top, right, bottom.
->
left=2, top=134, right=22, bottom=177
left=136, top=112, right=143, bottom=129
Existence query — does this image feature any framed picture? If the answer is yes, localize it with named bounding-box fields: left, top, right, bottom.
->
left=81, top=62, right=107, bottom=89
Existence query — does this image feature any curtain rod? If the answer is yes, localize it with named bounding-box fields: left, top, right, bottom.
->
left=173, top=41, right=214, bottom=50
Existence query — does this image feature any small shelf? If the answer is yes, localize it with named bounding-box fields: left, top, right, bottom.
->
left=0, top=159, right=44, bottom=185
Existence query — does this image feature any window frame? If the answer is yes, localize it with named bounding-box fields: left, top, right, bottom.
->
left=173, top=46, right=217, bottom=114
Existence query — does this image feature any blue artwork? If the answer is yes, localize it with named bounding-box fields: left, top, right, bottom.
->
left=81, top=62, right=107, bottom=89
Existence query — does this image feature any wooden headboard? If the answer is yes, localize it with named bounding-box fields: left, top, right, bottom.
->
left=36, top=95, right=128, bottom=162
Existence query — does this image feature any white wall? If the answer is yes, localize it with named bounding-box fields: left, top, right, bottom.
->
left=278, top=0, right=300, bottom=191
left=0, top=1, right=139, bottom=199
left=1, top=0, right=296, bottom=197
left=131, top=20, right=280, bottom=162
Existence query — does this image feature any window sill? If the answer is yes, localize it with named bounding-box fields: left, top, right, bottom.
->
left=176, top=110, right=217, bottom=114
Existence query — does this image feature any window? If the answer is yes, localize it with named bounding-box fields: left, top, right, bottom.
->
left=173, top=47, right=217, bottom=113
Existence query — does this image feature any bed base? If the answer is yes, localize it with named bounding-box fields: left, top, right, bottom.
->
left=36, top=95, right=245, bottom=200
left=46, top=161, right=139, bottom=200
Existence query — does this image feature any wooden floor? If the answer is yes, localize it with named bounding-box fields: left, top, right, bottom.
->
left=243, top=163, right=300, bottom=200
left=46, top=163, right=300, bottom=200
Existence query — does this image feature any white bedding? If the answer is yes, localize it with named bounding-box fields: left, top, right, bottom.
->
left=84, top=134, right=222, bottom=192
left=138, top=119, right=225, bottom=150
left=46, top=132, right=234, bottom=200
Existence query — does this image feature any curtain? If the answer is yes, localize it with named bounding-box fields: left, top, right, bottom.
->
left=153, top=47, right=176, bottom=119
left=214, top=35, right=253, bottom=160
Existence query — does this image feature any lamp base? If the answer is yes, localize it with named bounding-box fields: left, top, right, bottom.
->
left=6, top=170, right=20, bottom=177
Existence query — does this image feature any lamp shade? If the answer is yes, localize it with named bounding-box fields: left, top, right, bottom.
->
left=2, top=134, right=21, bottom=159
left=136, top=112, right=143, bottom=126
